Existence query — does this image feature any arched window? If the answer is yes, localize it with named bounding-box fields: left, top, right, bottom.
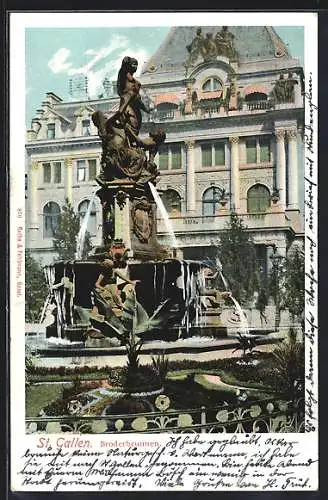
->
left=202, top=187, right=221, bottom=216
left=78, top=200, right=97, bottom=236
left=202, top=77, right=223, bottom=92
left=43, top=202, right=60, bottom=238
left=247, top=184, right=271, bottom=213
left=155, top=102, right=178, bottom=120
left=161, top=190, right=181, bottom=215
left=245, top=92, right=268, bottom=102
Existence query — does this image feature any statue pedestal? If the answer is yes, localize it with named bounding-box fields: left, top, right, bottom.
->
left=97, top=180, right=167, bottom=261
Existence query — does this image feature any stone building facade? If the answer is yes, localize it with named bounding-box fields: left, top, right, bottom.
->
left=26, top=26, right=304, bottom=269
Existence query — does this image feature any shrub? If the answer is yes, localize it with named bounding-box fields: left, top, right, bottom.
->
left=123, top=365, right=160, bottom=392
left=151, top=352, right=169, bottom=384
left=271, top=329, right=305, bottom=397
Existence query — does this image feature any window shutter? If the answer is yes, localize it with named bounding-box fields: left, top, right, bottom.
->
left=88, top=159, right=97, bottom=180
left=260, top=138, right=270, bottom=162
left=54, top=162, right=62, bottom=183
left=214, top=142, right=225, bottom=165
left=246, top=139, right=257, bottom=164
left=159, top=146, right=169, bottom=170
left=202, top=144, right=212, bottom=166
left=171, top=144, right=181, bottom=169
left=43, top=163, right=51, bottom=183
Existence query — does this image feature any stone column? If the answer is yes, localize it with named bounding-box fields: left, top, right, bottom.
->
left=185, top=139, right=196, bottom=212
left=122, top=193, right=132, bottom=251
left=229, top=136, right=240, bottom=210
left=286, top=128, right=298, bottom=210
left=114, top=191, right=131, bottom=250
left=65, top=157, right=73, bottom=203
left=29, top=161, right=40, bottom=241
left=275, top=129, right=286, bottom=210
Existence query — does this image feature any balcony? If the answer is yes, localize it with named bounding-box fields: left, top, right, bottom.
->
left=156, top=211, right=291, bottom=235
left=246, top=100, right=272, bottom=111
left=146, top=98, right=298, bottom=124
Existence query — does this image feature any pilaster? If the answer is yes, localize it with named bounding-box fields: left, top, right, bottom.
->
left=229, top=136, right=240, bottom=211
left=185, top=139, right=196, bottom=212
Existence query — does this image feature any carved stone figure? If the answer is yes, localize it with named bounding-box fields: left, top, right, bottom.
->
left=116, top=56, right=151, bottom=135
left=184, top=84, right=194, bottom=114
left=285, top=72, right=298, bottom=102
left=272, top=74, right=286, bottom=103
left=204, top=33, right=218, bottom=60
left=92, top=110, right=165, bottom=185
left=215, top=26, right=237, bottom=60
left=272, top=73, right=297, bottom=104
left=132, top=197, right=154, bottom=243
left=186, top=27, right=206, bottom=66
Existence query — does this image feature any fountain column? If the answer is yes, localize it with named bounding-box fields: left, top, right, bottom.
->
left=29, top=161, right=40, bottom=241
left=114, top=192, right=132, bottom=250
left=65, top=157, right=73, bottom=203
left=185, top=139, right=196, bottom=212
left=229, top=136, right=240, bottom=211
left=275, top=129, right=286, bottom=210
left=286, top=128, right=298, bottom=210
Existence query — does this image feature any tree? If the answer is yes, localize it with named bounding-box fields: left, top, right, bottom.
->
left=282, top=247, right=305, bottom=323
left=218, top=212, right=261, bottom=305
left=268, top=250, right=285, bottom=330
left=269, top=245, right=305, bottom=330
left=25, top=251, right=48, bottom=322
left=53, top=198, right=92, bottom=261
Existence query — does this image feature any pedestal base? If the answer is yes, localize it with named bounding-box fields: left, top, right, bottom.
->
left=97, top=180, right=168, bottom=261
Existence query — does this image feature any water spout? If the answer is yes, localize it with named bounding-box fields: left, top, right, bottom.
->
left=148, top=182, right=179, bottom=249
left=215, top=256, right=229, bottom=291
left=215, top=256, right=249, bottom=336
left=75, top=192, right=97, bottom=260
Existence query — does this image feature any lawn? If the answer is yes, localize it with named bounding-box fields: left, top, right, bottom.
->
left=26, top=383, right=66, bottom=417
left=26, top=351, right=301, bottom=417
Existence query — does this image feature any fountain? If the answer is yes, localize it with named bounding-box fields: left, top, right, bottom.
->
left=35, top=55, right=259, bottom=362
left=24, top=56, right=294, bottom=436
left=36, top=56, right=231, bottom=352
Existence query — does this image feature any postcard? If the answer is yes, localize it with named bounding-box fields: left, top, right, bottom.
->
left=10, top=11, right=318, bottom=492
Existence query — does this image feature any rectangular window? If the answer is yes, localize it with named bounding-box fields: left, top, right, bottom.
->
left=159, top=146, right=169, bottom=170
left=77, top=160, right=86, bottom=182
left=43, top=163, right=51, bottom=183
left=53, top=162, right=62, bottom=183
left=201, top=144, right=212, bottom=167
left=82, top=119, right=91, bottom=136
left=171, top=144, right=182, bottom=169
left=88, top=159, right=97, bottom=180
left=246, top=139, right=257, bottom=164
left=260, top=137, right=271, bottom=162
left=47, top=123, right=55, bottom=139
left=214, top=142, right=225, bottom=166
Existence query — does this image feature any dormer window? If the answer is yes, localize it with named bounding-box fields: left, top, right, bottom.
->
left=82, top=119, right=91, bottom=137
left=202, top=77, right=222, bottom=92
left=47, top=123, right=55, bottom=139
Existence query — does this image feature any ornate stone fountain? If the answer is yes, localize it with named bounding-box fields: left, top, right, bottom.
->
left=42, top=56, right=230, bottom=346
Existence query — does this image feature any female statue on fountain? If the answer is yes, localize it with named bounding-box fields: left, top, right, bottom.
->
left=116, top=56, right=151, bottom=135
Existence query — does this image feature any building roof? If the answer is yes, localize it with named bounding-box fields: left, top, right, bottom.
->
left=141, top=26, right=291, bottom=75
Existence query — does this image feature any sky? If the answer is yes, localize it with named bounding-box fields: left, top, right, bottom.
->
left=25, top=26, right=304, bottom=127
